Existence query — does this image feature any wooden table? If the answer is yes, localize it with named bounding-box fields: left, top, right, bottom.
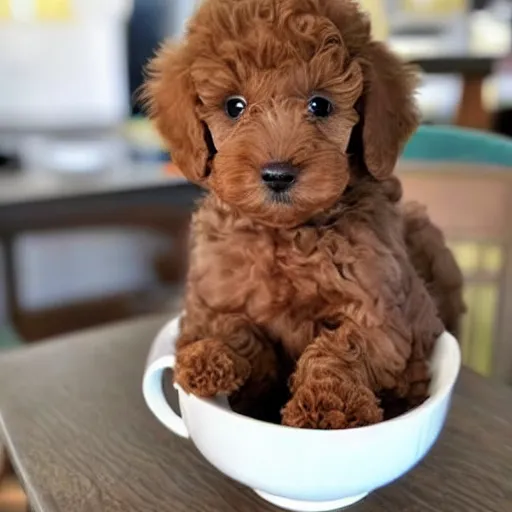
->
left=390, top=11, right=512, bottom=131
left=0, top=314, right=511, bottom=512
left=411, top=54, right=497, bottom=130
left=0, top=167, right=202, bottom=338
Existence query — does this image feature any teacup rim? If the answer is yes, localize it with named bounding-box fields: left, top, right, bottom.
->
left=173, top=328, right=461, bottom=436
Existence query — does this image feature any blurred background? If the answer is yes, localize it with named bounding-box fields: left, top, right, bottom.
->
left=1, top=0, right=512, bottom=362
left=0, top=2, right=511, bottom=355
left=1, top=0, right=512, bottom=509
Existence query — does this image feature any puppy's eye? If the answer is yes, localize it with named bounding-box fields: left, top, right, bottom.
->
left=225, top=96, right=247, bottom=119
left=308, top=96, right=333, bottom=118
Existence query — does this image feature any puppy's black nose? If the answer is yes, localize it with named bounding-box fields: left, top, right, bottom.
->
left=261, top=162, right=299, bottom=193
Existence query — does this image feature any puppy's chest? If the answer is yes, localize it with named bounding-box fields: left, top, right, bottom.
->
left=194, top=223, right=383, bottom=322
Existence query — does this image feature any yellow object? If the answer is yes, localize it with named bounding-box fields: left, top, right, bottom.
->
left=481, top=245, right=503, bottom=275
left=36, top=0, right=71, bottom=20
left=470, top=284, right=497, bottom=376
left=450, top=242, right=480, bottom=273
left=0, top=0, right=72, bottom=20
left=401, top=0, right=467, bottom=15
left=460, top=285, right=474, bottom=366
left=0, top=0, right=11, bottom=19
left=358, top=0, right=389, bottom=40
left=450, top=240, right=502, bottom=377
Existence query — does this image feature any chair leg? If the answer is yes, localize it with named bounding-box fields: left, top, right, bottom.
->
left=2, top=449, right=29, bottom=511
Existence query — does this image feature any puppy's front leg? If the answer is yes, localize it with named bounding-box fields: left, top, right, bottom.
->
left=282, top=324, right=383, bottom=429
left=175, top=311, right=277, bottom=401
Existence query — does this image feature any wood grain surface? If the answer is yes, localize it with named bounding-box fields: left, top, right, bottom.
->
left=0, top=315, right=511, bottom=512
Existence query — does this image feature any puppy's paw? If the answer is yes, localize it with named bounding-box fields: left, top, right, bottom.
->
left=281, top=383, right=383, bottom=430
left=175, top=339, right=251, bottom=397
left=394, top=359, right=431, bottom=407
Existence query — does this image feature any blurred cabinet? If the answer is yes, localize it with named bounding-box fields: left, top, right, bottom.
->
left=358, top=0, right=389, bottom=40
left=387, top=0, right=470, bottom=48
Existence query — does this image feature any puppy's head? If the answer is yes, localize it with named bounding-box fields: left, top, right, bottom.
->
left=143, top=0, right=418, bottom=227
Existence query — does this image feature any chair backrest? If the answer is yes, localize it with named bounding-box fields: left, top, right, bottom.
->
left=400, top=124, right=512, bottom=383
left=402, top=124, right=512, bottom=167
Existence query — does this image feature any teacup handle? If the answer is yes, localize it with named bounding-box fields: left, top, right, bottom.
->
left=142, top=317, right=190, bottom=439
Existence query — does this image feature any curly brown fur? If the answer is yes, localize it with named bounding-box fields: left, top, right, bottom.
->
left=403, top=203, right=466, bottom=338
left=143, top=0, right=464, bottom=428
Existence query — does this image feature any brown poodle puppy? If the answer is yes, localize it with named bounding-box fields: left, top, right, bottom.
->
left=143, top=0, right=465, bottom=428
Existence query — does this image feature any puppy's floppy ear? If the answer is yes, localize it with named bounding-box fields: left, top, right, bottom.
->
left=142, top=43, right=213, bottom=185
left=359, top=42, right=419, bottom=179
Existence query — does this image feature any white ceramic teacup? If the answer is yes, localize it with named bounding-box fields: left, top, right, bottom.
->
left=143, top=316, right=461, bottom=512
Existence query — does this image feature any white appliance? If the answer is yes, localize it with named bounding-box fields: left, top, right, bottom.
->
left=0, top=0, right=134, bottom=172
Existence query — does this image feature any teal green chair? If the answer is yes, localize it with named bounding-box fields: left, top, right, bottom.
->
left=403, top=124, right=512, bottom=166
left=0, top=324, right=22, bottom=473
left=0, top=325, right=22, bottom=351
left=401, top=124, right=512, bottom=378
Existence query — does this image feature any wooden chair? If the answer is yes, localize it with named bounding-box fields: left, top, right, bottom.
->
left=400, top=124, right=512, bottom=382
